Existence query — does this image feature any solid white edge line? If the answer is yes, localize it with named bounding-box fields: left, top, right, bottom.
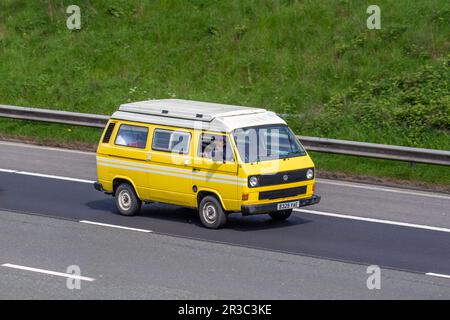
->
left=1, top=140, right=448, bottom=199
left=0, top=141, right=95, bottom=155
left=426, top=273, right=450, bottom=279
left=13, top=171, right=94, bottom=184
left=294, top=208, right=450, bottom=234
left=2, top=141, right=449, bottom=199
left=1, top=263, right=95, bottom=281
left=79, top=220, right=152, bottom=233
left=3, top=166, right=448, bottom=200
left=316, top=178, right=450, bottom=200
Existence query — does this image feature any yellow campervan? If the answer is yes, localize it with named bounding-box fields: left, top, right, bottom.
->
left=94, top=99, right=320, bottom=228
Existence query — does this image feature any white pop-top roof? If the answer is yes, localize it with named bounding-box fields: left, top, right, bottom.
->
left=111, top=99, right=286, bottom=132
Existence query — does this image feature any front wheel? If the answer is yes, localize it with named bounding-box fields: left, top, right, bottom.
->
left=115, top=183, right=142, bottom=216
left=269, top=209, right=292, bottom=221
left=199, top=196, right=227, bottom=229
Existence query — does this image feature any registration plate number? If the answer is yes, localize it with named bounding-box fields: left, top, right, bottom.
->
left=277, top=201, right=300, bottom=210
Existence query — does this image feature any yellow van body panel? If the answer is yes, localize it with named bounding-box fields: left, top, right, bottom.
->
left=96, top=119, right=317, bottom=212
left=189, top=130, right=240, bottom=210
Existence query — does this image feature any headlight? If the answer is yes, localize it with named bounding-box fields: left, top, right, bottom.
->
left=306, top=168, right=314, bottom=180
left=249, top=176, right=259, bottom=187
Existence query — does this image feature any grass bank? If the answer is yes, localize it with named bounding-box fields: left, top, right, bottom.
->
left=0, top=0, right=448, bottom=186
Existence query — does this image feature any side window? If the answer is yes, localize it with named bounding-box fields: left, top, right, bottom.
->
left=152, top=129, right=191, bottom=154
left=102, top=122, right=116, bottom=143
left=199, top=133, right=234, bottom=162
left=114, top=124, right=149, bottom=149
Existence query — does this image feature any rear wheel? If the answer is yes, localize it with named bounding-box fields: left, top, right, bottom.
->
left=115, top=183, right=142, bottom=216
left=269, top=209, right=292, bottom=221
left=199, top=196, right=227, bottom=229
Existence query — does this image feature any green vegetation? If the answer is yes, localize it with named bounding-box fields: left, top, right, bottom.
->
left=297, top=62, right=450, bottom=149
left=311, top=152, right=450, bottom=187
left=0, top=0, right=449, bottom=186
left=0, top=118, right=100, bottom=146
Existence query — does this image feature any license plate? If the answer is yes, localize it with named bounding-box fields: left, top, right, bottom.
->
left=277, top=201, right=300, bottom=210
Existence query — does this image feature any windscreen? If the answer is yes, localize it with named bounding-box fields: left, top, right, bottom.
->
left=232, top=125, right=306, bottom=163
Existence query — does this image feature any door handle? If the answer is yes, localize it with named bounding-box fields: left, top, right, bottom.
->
left=192, top=167, right=201, bottom=172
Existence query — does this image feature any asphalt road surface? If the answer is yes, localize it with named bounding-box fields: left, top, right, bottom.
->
left=0, top=141, right=449, bottom=299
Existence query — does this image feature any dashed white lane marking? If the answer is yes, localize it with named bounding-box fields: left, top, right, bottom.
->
left=316, top=178, right=450, bottom=200
left=1, top=263, right=95, bottom=281
left=80, top=220, right=153, bottom=233
left=295, top=208, right=450, bottom=234
left=426, top=273, right=450, bottom=280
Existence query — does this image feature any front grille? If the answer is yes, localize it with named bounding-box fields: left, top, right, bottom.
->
left=258, top=186, right=307, bottom=200
left=258, top=168, right=311, bottom=187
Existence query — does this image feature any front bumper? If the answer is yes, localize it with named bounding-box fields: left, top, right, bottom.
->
left=241, top=194, right=321, bottom=215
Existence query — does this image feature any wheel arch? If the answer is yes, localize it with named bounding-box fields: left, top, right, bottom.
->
left=196, top=188, right=227, bottom=210
left=112, top=176, right=141, bottom=198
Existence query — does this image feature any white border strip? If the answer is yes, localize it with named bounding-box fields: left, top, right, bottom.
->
left=80, top=220, right=152, bottom=233
left=295, top=208, right=450, bottom=234
left=1, top=263, right=95, bottom=281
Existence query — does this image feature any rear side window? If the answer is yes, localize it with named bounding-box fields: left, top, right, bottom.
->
left=114, top=124, right=148, bottom=149
left=102, top=122, right=116, bottom=143
left=152, top=129, right=191, bottom=154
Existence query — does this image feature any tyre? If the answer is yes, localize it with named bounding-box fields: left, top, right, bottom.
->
left=269, top=209, right=292, bottom=221
left=198, top=195, right=227, bottom=229
left=115, top=183, right=142, bottom=216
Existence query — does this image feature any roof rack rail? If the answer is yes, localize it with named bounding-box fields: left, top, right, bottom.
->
left=118, top=99, right=266, bottom=122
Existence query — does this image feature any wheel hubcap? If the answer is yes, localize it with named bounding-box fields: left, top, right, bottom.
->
left=202, top=202, right=217, bottom=224
left=118, top=190, right=131, bottom=211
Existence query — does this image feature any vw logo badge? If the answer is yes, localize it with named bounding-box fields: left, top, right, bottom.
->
left=283, top=174, right=289, bottom=181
